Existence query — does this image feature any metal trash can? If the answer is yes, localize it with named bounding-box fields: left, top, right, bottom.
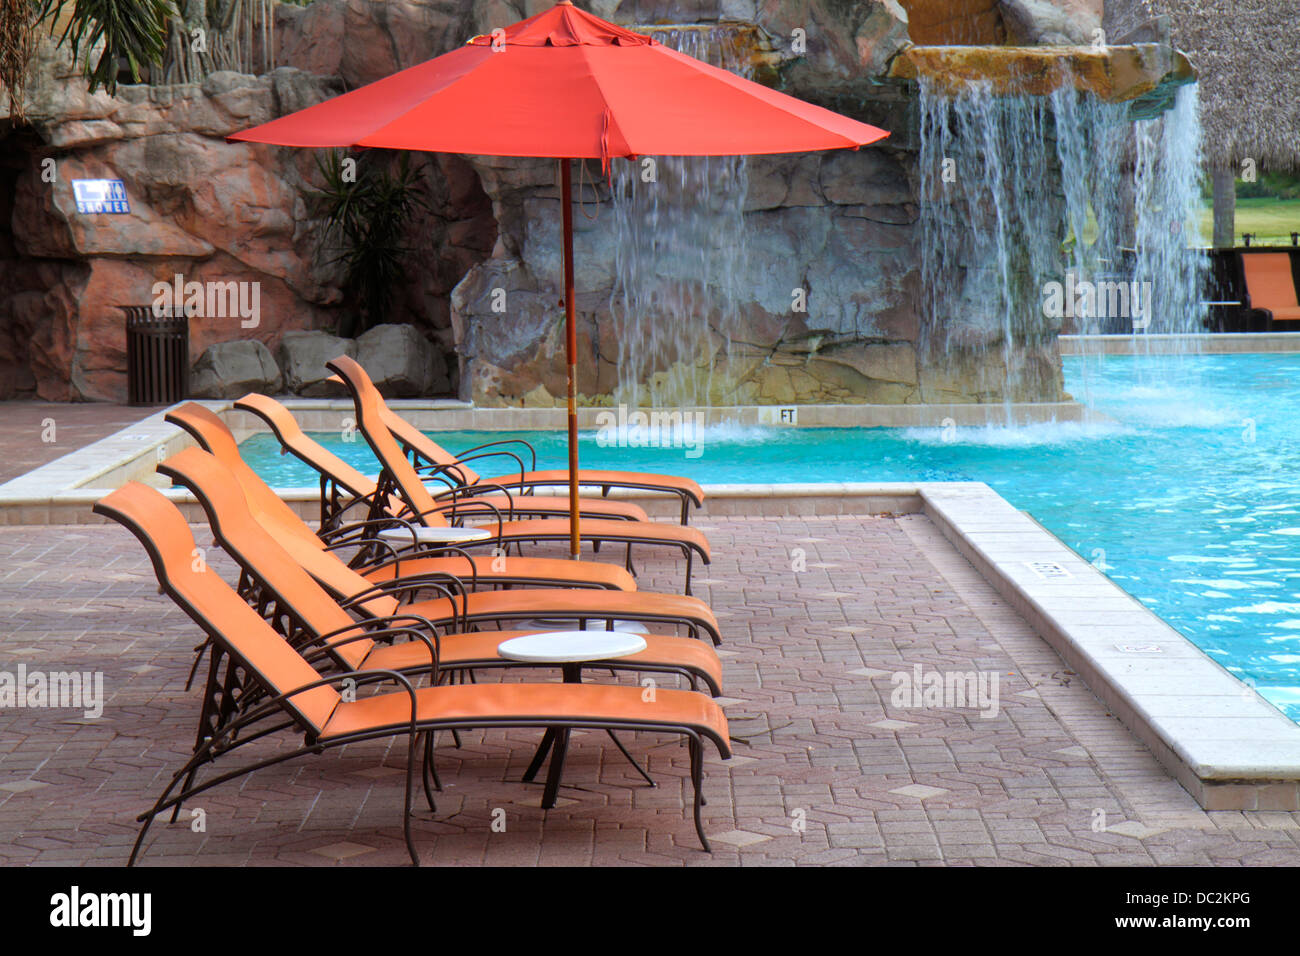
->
left=124, top=306, right=189, bottom=406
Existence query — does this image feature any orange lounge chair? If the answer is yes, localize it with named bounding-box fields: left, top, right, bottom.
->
left=158, top=444, right=724, bottom=694
left=233, top=392, right=655, bottom=527
left=165, top=402, right=637, bottom=593
left=1241, top=252, right=1300, bottom=325
left=350, top=367, right=705, bottom=525
left=156, top=444, right=723, bottom=645
left=94, top=482, right=730, bottom=864
left=329, top=355, right=711, bottom=593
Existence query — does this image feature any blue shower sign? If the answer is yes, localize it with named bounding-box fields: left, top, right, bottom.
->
left=72, top=179, right=130, bottom=214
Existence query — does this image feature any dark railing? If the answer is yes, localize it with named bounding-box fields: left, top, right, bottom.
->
left=124, top=306, right=189, bottom=406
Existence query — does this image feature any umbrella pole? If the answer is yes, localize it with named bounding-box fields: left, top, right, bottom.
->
left=561, top=158, right=580, bottom=560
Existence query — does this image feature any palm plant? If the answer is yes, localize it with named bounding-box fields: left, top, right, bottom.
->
left=1, top=0, right=278, bottom=112
left=35, top=0, right=176, bottom=93
left=307, top=149, right=429, bottom=338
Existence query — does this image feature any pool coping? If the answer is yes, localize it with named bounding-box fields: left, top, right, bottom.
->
left=1061, top=332, right=1300, bottom=354
left=2, top=401, right=1299, bottom=809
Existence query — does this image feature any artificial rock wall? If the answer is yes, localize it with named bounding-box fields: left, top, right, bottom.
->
left=1, top=0, right=1124, bottom=405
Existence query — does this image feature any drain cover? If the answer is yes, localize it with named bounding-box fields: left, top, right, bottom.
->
left=1025, top=561, right=1071, bottom=579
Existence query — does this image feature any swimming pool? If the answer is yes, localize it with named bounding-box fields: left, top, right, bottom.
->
left=240, top=353, right=1300, bottom=719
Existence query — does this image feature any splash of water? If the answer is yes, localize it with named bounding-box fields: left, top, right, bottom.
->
left=608, top=26, right=752, bottom=409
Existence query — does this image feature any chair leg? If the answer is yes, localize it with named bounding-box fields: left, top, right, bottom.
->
left=183, top=639, right=210, bottom=692
left=540, top=728, right=571, bottom=810
left=689, top=737, right=710, bottom=852
left=168, top=765, right=201, bottom=823
left=421, top=733, right=440, bottom=810
left=606, top=730, right=655, bottom=788
left=403, top=731, right=420, bottom=866
left=128, top=750, right=211, bottom=867
left=522, top=728, right=558, bottom=783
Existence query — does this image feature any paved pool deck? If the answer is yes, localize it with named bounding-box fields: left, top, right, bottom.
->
left=0, top=402, right=154, bottom=484
left=3, top=513, right=1300, bottom=866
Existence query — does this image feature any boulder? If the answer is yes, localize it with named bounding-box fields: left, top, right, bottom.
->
left=997, top=0, right=1102, bottom=45
left=189, top=340, right=284, bottom=399
left=855, top=1, right=912, bottom=76
left=355, top=323, right=449, bottom=397
left=279, top=331, right=356, bottom=396
left=901, top=0, right=1004, bottom=44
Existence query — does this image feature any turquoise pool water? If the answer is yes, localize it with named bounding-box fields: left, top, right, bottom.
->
left=240, top=353, right=1300, bottom=718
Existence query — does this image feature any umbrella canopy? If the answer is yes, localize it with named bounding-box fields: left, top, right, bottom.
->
left=230, top=0, right=889, bottom=557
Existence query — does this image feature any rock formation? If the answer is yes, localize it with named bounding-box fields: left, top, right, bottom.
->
left=0, top=0, right=1185, bottom=407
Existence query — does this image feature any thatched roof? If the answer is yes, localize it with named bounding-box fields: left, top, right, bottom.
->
left=1138, top=0, right=1300, bottom=172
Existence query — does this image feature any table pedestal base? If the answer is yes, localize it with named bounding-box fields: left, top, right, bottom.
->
left=521, top=662, right=656, bottom=808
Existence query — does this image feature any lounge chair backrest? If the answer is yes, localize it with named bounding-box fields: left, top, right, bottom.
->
left=234, top=393, right=379, bottom=499
left=92, top=482, right=340, bottom=733
left=158, top=448, right=375, bottom=668
left=163, top=404, right=398, bottom=619
left=165, top=403, right=316, bottom=537
left=380, top=406, right=482, bottom=486
left=327, top=356, right=450, bottom=527
left=1242, top=253, right=1300, bottom=311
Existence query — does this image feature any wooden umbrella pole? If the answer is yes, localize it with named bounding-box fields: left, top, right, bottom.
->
left=561, top=158, right=581, bottom=560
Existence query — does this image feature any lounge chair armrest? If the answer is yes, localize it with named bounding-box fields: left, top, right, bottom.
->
left=429, top=480, right=517, bottom=508
left=322, top=536, right=401, bottom=567
left=454, top=438, right=537, bottom=472
left=412, top=498, right=504, bottom=541
left=416, top=471, right=460, bottom=494
left=425, top=482, right=518, bottom=522
left=403, top=451, right=474, bottom=489
left=318, top=516, right=419, bottom=544
left=361, top=545, right=481, bottom=592
left=312, top=611, right=442, bottom=644
left=216, top=668, right=420, bottom=750
left=339, top=575, right=469, bottom=633
left=449, top=449, right=527, bottom=490
left=302, top=624, right=440, bottom=678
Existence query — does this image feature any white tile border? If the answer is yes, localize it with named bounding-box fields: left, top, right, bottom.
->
left=1061, top=333, right=1300, bottom=355
left=920, top=481, right=1300, bottom=810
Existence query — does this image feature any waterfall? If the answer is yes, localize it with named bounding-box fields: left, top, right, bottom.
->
left=918, top=79, right=1064, bottom=405
left=1132, top=84, right=1208, bottom=342
left=918, top=75, right=1207, bottom=405
left=607, top=26, right=752, bottom=409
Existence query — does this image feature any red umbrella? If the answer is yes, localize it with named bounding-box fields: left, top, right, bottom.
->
left=231, top=0, right=888, bottom=558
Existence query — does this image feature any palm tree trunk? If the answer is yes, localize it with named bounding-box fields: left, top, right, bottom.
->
left=1212, top=164, right=1236, bottom=249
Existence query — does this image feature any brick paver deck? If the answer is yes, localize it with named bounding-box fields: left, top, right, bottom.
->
left=0, top=402, right=153, bottom=484
left=2, top=512, right=1299, bottom=866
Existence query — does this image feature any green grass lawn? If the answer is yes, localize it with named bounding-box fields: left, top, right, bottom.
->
left=1197, top=197, right=1300, bottom=246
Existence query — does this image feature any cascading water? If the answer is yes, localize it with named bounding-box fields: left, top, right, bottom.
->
left=607, top=26, right=752, bottom=409
left=918, top=79, right=1064, bottom=408
left=918, top=74, right=1207, bottom=409
left=1132, top=84, right=1207, bottom=343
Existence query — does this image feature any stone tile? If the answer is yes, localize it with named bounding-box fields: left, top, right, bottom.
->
left=0, top=510, right=1297, bottom=867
